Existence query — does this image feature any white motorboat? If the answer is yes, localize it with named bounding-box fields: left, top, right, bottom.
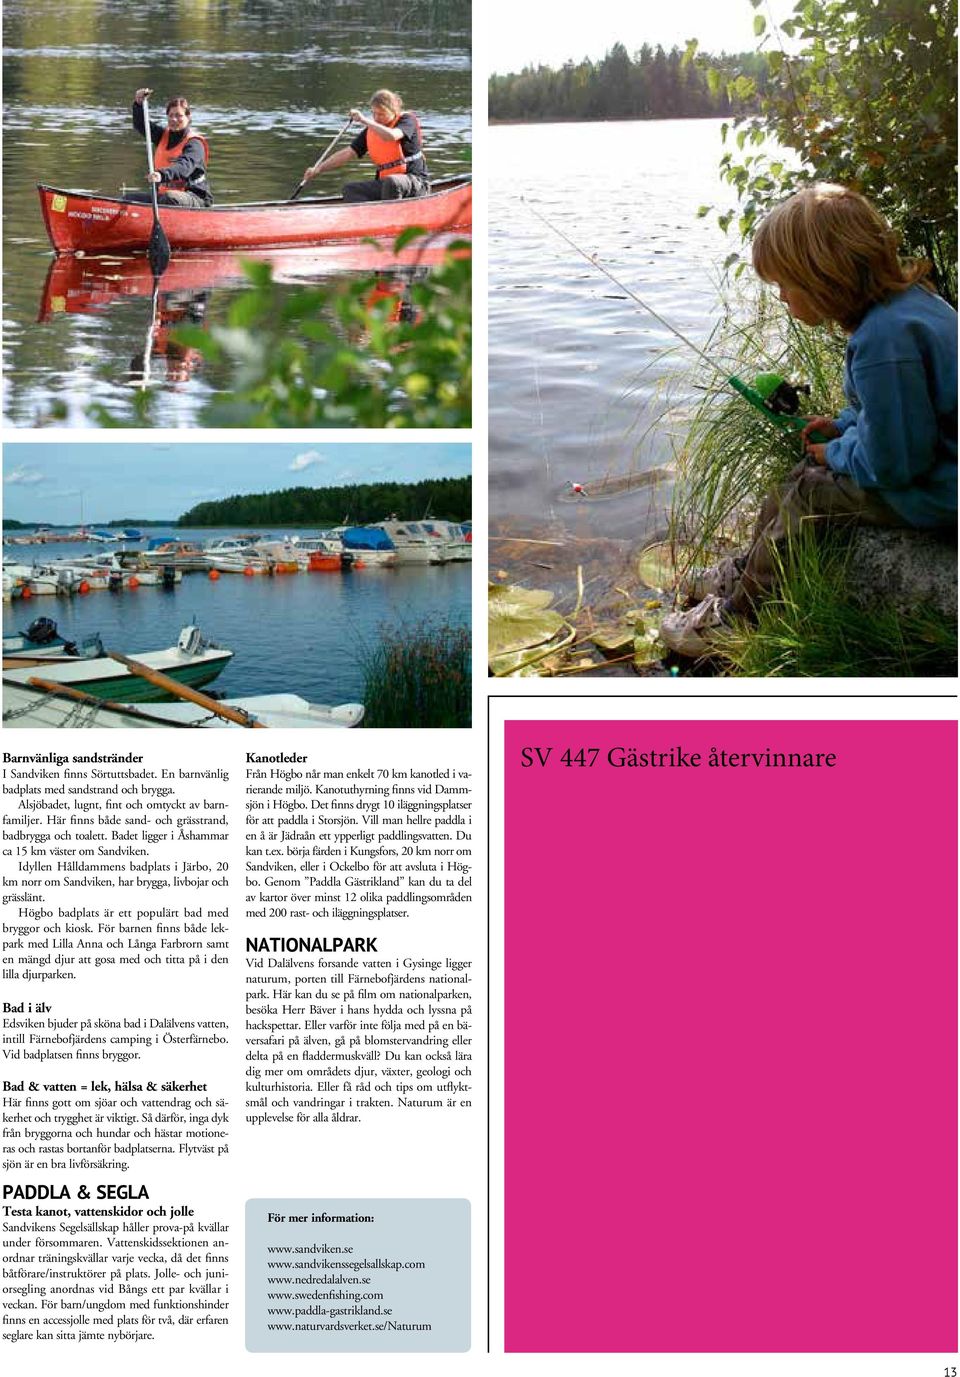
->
left=140, top=539, right=208, bottom=571
left=323, top=530, right=397, bottom=568
left=3, top=562, right=79, bottom=596
left=63, top=554, right=182, bottom=588
left=421, top=519, right=472, bottom=561
left=338, top=520, right=447, bottom=565
left=202, top=538, right=272, bottom=573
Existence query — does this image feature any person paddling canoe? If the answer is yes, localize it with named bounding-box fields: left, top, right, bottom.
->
left=302, top=90, right=429, bottom=203
left=128, top=88, right=213, bottom=207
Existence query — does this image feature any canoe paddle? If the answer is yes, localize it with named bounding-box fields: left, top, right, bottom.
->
left=289, top=117, right=353, bottom=200
left=138, top=278, right=160, bottom=391
left=141, top=95, right=172, bottom=275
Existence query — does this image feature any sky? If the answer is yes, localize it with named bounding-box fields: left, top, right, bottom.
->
left=2, top=443, right=472, bottom=525
left=487, top=0, right=799, bottom=73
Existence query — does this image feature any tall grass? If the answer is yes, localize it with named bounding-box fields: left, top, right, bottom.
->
left=669, top=290, right=847, bottom=574
left=361, top=621, right=471, bottom=727
left=715, top=527, right=957, bottom=678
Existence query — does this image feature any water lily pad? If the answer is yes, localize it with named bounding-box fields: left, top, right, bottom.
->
left=590, top=625, right=634, bottom=656
left=488, top=583, right=571, bottom=673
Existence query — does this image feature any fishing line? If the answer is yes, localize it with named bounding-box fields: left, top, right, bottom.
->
left=531, top=347, right=558, bottom=522
left=522, top=197, right=728, bottom=379
left=523, top=197, right=829, bottom=444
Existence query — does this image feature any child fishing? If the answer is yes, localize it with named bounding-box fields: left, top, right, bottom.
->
left=659, top=182, right=958, bottom=658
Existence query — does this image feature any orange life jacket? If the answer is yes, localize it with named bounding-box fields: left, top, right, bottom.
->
left=154, top=128, right=210, bottom=189
left=366, top=113, right=425, bottom=180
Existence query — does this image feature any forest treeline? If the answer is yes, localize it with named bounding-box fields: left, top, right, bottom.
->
left=489, top=43, right=769, bottom=122
left=176, top=477, right=472, bottom=528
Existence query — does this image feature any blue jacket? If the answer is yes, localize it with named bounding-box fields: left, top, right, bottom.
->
left=825, top=283, right=957, bottom=527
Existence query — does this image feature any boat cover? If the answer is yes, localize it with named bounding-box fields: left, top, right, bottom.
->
left=340, top=527, right=394, bottom=551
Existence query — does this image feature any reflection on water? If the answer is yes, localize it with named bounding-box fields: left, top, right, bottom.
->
left=2, top=0, right=472, bottom=426
left=37, top=240, right=458, bottom=395
left=489, top=119, right=735, bottom=592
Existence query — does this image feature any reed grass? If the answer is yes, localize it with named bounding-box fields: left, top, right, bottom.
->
left=669, top=290, right=847, bottom=572
left=714, top=527, right=957, bottom=678
left=361, top=620, right=471, bottom=727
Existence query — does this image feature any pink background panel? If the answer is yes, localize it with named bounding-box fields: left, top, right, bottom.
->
left=504, top=720, right=957, bottom=1353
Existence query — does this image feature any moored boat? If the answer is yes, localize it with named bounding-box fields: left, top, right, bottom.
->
left=38, top=175, right=472, bottom=256
left=3, top=617, right=103, bottom=660
left=3, top=624, right=232, bottom=702
left=140, top=538, right=208, bottom=572
left=283, top=535, right=361, bottom=572
left=421, top=519, right=472, bottom=561
left=3, top=562, right=80, bottom=596
left=371, top=519, right=448, bottom=564
left=334, top=528, right=399, bottom=567
left=201, top=538, right=272, bottom=574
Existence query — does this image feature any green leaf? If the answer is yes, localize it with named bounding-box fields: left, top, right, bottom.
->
left=392, top=226, right=429, bottom=251
left=170, top=323, right=218, bottom=356
left=488, top=584, right=567, bottom=662
left=590, top=625, right=634, bottom=656
left=753, top=14, right=767, bottom=36
left=240, top=259, right=275, bottom=288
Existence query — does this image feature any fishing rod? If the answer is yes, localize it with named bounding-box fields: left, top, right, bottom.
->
left=523, top=198, right=828, bottom=442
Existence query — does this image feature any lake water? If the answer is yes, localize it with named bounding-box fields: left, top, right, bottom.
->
left=489, top=119, right=739, bottom=591
left=3, top=528, right=471, bottom=708
left=2, top=0, right=471, bottom=427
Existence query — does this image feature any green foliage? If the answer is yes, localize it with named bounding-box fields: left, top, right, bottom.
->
left=361, top=621, right=471, bottom=727
left=176, top=476, right=471, bottom=528
left=704, top=0, right=958, bottom=300
left=715, top=527, right=958, bottom=678
left=489, top=45, right=770, bottom=122
left=171, top=234, right=471, bottom=428
left=669, top=295, right=846, bottom=569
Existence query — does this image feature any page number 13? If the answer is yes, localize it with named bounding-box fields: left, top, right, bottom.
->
left=944, top=1367, right=957, bottom=1376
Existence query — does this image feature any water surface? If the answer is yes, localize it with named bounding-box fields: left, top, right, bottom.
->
left=489, top=119, right=738, bottom=593
left=3, top=527, right=470, bottom=708
left=3, top=0, right=471, bottom=426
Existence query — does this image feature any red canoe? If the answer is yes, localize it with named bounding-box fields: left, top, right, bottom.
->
left=37, top=174, right=471, bottom=256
